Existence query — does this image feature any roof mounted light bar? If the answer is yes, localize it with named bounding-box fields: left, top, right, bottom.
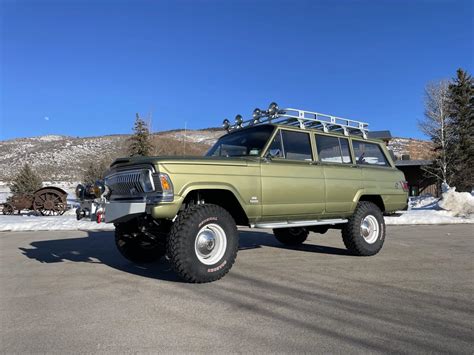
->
left=223, top=102, right=369, bottom=139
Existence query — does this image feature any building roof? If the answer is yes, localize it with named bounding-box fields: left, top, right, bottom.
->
left=395, top=159, right=432, bottom=167
left=368, top=130, right=392, bottom=140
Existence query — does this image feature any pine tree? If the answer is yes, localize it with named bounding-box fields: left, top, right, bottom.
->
left=128, top=113, right=154, bottom=157
left=447, top=69, right=474, bottom=192
left=9, top=163, right=43, bottom=195
left=83, top=161, right=108, bottom=185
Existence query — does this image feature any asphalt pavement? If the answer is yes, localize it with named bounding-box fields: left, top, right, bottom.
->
left=1, top=225, right=473, bottom=353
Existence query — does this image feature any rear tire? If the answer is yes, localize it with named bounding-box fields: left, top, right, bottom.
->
left=342, top=201, right=385, bottom=256
left=115, top=220, right=166, bottom=263
left=167, top=204, right=239, bottom=283
left=273, top=227, right=309, bottom=245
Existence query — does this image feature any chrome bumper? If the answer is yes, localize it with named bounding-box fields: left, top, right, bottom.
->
left=104, top=201, right=146, bottom=223
left=76, top=200, right=146, bottom=223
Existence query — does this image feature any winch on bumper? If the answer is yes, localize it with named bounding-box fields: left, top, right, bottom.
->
left=75, top=167, right=174, bottom=224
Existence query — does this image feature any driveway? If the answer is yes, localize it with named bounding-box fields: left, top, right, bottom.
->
left=1, top=225, right=473, bottom=353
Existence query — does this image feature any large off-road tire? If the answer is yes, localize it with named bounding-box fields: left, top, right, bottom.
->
left=273, top=227, right=309, bottom=245
left=167, top=204, right=239, bottom=283
left=115, top=221, right=166, bottom=263
left=342, top=201, right=385, bottom=256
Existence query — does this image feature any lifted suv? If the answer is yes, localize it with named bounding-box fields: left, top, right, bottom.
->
left=76, top=103, right=408, bottom=283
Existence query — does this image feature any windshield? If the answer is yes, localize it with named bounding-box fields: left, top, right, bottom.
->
left=206, top=125, right=275, bottom=157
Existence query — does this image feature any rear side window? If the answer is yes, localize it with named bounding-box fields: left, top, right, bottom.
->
left=352, top=141, right=389, bottom=166
left=316, top=135, right=352, bottom=164
left=268, top=130, right=313, bottom=161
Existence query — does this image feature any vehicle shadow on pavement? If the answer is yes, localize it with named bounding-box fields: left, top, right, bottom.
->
left=18, top=229, right=350, bottom=282
left=240, top=230, right=351, bottom=256
left=19, top=231, right=183, bottom=282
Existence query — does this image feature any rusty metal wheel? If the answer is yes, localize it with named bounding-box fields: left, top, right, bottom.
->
left=33, top=189, right=67, bottom=216
left=2, top=203, right=14, bottom=215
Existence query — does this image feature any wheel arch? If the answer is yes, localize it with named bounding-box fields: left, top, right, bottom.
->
left=357, top=194, right=386, bottom=212
left=182, top=187, right=249, bottom=226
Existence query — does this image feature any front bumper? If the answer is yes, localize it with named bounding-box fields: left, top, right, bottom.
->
left=77, top=200, right=146, bottom=223
left=104, top=201, right=146, bottom=223
left=77, top=198, right=181, bottom=223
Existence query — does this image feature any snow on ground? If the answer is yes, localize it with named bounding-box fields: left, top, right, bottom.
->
left=385, top=209, right=474, bottom=225
left=0, top=181, right=114, bottom=231
left=0, top=209, right=114, bottom=232
left=1, top=182, right=473, bottom=231
left=385, top=188, right=474, bottom=225
left=438, top=187, right=474, bottom=217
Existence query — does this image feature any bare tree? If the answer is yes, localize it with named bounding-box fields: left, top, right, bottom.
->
left=419, top=80, right=454, bottom=185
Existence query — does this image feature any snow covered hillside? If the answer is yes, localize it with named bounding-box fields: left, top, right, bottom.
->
left=0, top=129, right=433, bottom=183
left=0, top=129, right=223, bottom=181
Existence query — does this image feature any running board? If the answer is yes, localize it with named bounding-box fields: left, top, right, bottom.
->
left=251, top=219, right=348, bottom=229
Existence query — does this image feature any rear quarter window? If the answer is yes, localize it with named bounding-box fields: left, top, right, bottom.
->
left=352, top=140, right=390, bottom=167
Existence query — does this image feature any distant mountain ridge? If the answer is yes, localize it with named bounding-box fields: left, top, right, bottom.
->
left=0, top=129, right=224, bottom=181
left=388, top=137, right=435, bottom=161
left=0, top=129, right=433, bottom=182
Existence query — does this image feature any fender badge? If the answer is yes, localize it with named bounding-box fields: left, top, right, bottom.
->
left=250, top=196, right=259, bottom=204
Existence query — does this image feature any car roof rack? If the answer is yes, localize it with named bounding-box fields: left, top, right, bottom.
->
left=223, top=102, right=369, bottom=139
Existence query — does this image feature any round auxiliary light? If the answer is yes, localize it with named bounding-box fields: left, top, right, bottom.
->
left=235, top=114, right=243, bottom=127
left=222, top=119, right=230, bottom=130
left=75, top=184, right=85, bottom=199
left=252, top=108, right=262, bottom=123
left=93, top=180, right=106, bottom=197
left=268, top=102, right=279, bottom=117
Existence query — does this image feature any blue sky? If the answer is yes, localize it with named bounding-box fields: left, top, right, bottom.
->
left=1, top=0, right=472, bottom=140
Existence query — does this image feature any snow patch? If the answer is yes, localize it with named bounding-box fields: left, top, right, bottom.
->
left=386, top=186, right=474, bottom=225
left=438, top=187, right=474, bottom=217
left=385, top=210, right=474, bottom=225
left=0, top=214, right=114, bottom=232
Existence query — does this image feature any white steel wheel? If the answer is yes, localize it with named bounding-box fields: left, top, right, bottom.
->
left=360, top=215, right=380, bottom=244
left=194, top=223, right=227, bottom=265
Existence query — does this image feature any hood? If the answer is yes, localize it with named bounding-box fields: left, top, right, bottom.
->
left=110, top=155, right=259, bottom=170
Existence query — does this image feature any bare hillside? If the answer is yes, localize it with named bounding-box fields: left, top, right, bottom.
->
left=388, top=137, right=435, bottom=160
left=0, top=129, right=433, bottom=182
left=0, top=129, right=224, bottom=182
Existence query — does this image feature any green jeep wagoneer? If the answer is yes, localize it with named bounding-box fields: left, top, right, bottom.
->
left=76, top=103, right=408, bottom=283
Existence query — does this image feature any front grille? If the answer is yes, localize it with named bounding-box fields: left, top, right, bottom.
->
left=105, top=169, right=155, bottom=199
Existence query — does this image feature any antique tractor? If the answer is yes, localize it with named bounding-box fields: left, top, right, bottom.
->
left=2, top=187, right=68, bottom=216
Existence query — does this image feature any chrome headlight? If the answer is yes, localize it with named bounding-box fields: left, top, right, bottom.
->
left=139, top=169, right=155, bottom=192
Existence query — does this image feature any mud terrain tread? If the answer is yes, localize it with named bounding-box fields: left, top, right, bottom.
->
left=342, top=201, right=385, bottom=256
left=167, top=204, right=238, bottom=283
